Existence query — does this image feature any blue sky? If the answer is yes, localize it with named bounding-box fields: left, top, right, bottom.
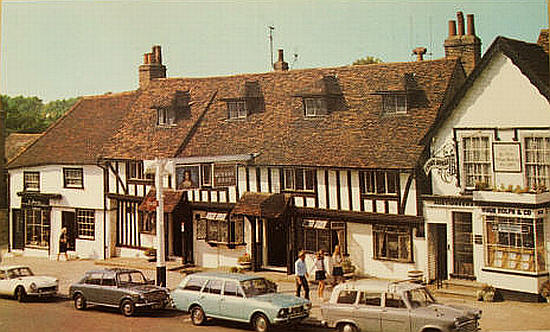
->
left=1, top=0, right=547, bottom=101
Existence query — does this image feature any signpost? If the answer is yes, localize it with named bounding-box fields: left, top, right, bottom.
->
left=155, top=159, right=167, bottom=287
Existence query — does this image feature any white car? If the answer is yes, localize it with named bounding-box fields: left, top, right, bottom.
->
left=0, top=265, right=58, bottom=302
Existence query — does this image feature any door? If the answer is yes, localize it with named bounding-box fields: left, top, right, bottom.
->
left=172, top=215, right=183, bottom=257
left=11, top=209, right=24, bottom=249
left=267, top=219, right=287, bottom=267
left=381, top=293, right=410, bottom=332
left=435, top=224, right=448, bottom=283
left=62, top=211, right=77, bottom=250
left=452, top=212, right=474, bottom=279
left=220, top=281, right=246, bottom=320
left=255, top=219, right=263, bottom=268
left=201, top=279, right=222, bottom=316
left=355, top=292, right=382, bottom=332
left=182, top=209, right=194, bottom=264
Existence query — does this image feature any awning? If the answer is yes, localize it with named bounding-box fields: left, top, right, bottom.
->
left=17, top=191, right=62, bottom=200
left=231, top=192, right=290, bottom=219
left=295, top=207, right=423, bottom=225
left=138, top=189, right=186, bottom=213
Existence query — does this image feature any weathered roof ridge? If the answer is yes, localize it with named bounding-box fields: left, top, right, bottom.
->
left=79, top=90, right=137, bottom=100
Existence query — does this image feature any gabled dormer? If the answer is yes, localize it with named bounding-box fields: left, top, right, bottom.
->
left=152, top=90, right=191, bottom=126
left=221, top=81, right=264, bottom=120
left=293, top=75, right=344, bottom=117
left=373, top=73, right=422, bottom=116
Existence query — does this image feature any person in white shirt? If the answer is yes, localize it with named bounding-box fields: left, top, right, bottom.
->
left=294, top=250, right=309, bottom=300
left=331, top=245, right=344, bottom=285
left=310, top=249, right=327, bottom=301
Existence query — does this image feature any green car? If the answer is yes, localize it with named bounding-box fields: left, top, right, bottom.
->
left=171, top=272, right=311, bottom=332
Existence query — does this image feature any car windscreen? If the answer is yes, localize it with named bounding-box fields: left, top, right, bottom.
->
left=405, top=288, right=437, bottom=308
left=117, top=271, right=148, bottom=286
left=8, top=267, right=34, bottom=278
left=240, top=278, right=276, bottom=297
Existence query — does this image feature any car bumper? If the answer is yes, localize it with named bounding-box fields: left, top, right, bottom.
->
left=135, top=299, right=169, bottom=309
left=273, top=312, right=309, bottom=325
left=28, top=286, right=58, bottom=297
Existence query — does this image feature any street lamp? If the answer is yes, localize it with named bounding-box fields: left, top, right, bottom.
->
left=155, top=159, right=167, bottom=287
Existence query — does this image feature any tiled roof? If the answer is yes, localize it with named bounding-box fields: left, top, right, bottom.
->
left=231, top=192, right=290, bottom=218
left=104, top=58, right=463, bottom=169
left=7, top=92, right=138, bottom=169
left=138, top=189, right=185, bottom=213
left=6, top=133, right=41, bottom=162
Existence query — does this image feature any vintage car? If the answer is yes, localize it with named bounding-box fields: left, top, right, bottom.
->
left=171, top=272, right=311, bottom=332
left=0, top=265, right=58, bottom=302
left=321, top=279, right=482, bottom=332
left=69, top=268, right=170, bottom=317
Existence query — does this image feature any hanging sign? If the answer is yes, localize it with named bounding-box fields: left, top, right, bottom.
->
left=423, top=141, right=456, bottom=183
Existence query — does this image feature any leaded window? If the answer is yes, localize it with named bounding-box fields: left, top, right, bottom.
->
left=63, top=168, right=83, bottom=189
left=227, top=101, right=247, bottom=119
left=524, top=137, right=550, bottom=190
left=23, top=172, right=40, bottom=191
left=76, top=209, right=95, bottom=239
left=462, top=136, right=492, bottom=188
left=24, top=208, right=50, bottom=247
left=284, top=168, right=315, bottom=191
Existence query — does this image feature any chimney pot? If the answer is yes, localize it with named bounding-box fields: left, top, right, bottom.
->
left=153, top=45, right=162, bottom=64
left=413, top=47, right=427, bottom=61
left=448, top=20, right=457, bottom=37
left=274, top=49, right=289, bottom=71
left=143, top=53, right=150, bottom=65
left=278, top=49, right=284, bottom=61
left=457, top=11, right=465, bottom=35
left=467, top=14, right=475, bottom=36
left=146, top=53, right=154, bottom=64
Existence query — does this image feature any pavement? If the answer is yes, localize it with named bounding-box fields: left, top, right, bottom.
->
left=3, top=251, right=550, bottom=331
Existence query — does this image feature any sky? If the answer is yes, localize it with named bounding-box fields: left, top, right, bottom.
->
left=1, top=0, right=548, bottom=102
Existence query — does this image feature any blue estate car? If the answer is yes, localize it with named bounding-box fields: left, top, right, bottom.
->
left=171, top=272, right=311, bottom=332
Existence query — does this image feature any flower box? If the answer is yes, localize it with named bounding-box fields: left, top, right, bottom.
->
left=473, top=190, right=550, bottom=205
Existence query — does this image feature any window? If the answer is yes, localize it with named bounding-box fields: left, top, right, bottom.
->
left=63, top=168, right=83, bottom=189
left=227, top=101, right=247, bottom=119
left=214, top=164, right=236, bottom=187
left=139, top=211, right=156, bottom=234
left=336, top=290, right=358, bottom=304
left=76, top=209, right=95, bottom=239
left=183, top=277, right=205, bottom=291
left=382, top=94, right=407, bottom=115
left=385, top=292, right=406, bottom=308
left=524, top=137, right=550, bottom=190
left=284, top=168, right=315, bottom=191
left=128, top=161, right=145, bottom=180
left=360, top=171, right=398, bottom=195
left=301, top=220, right=346, bottom=254
left=304, top=97, right=328, bottom=117
left=224, top=281, right=243, bottom=297
left=23, top=172, right=40, bottom=191
left=462, top=136, right=492, bottom=189
left=359, top=292, right=382, bottom=306
left=84, top=272, right=103, bottom=285
left=485, top=216, right=545, bottom=272
left=373, top=225, right=412, bottom=262
left=201, top=164, right=212, bottom=187
left=157, top=108, right=175, bottom=125
left=201, top=213, right=244, bottom=245
left=204, top=279, right=223, bottom=294
left=24, top=208, right=50, bottom=247
left=102, top=277, right=116, bottom=286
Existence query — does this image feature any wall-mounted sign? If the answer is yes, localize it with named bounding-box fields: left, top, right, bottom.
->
left=423, top=141, right=456, bottom=183
left=493, top=143, right=522, bottom=173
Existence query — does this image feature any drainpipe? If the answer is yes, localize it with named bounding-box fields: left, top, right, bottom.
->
left=97, top=159, right=108, bottom=260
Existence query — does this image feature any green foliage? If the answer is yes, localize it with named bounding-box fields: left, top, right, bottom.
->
left=1, top=95, right=79, bottom=133
left=352, top=55, right=383, bottom=66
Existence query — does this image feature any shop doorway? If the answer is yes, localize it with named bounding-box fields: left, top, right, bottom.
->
left=267, top=219, right=288, bottom=267
left=11, top=209, right=24, bottom=250
left=62, top=211, right=77, bottom=250
left=434, top=224, right=448, bottom=284
left=452, top=212, right=474, bottom=279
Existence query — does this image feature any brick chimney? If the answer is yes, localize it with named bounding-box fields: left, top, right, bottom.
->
left=139, top=45, right=167, bottom=88
left=273, top=49, right=289, bottom=72
left=444, top=12, right=481, bottom=75
left=412, top=47, right=427, bottom=61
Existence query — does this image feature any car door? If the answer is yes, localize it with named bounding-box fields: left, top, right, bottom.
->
left=331, top=289, right=358, bottom=326
left=221, top=281, right=246, bottom=320
left=201, top=279, right=222, bottom=317
left=82, top=272, right=104, bottom=303
left=355, top=292, right=382, bottom=332
left=381, top=292, right=411, bottom=332
left=100, top=273, right=120, bottom=306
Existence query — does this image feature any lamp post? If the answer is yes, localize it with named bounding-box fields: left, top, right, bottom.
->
left=155, top=159, right=166, bottom=287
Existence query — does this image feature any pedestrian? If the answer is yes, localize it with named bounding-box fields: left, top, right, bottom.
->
left=294, top=250, right=309, bottom=300
left=57, top=227, right=69, bottom=261
left=311, top=249, right=327, bottom=301
left=331, top=245, right=345, bottom=285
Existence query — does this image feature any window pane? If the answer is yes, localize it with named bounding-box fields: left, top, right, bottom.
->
left=224, top=281, right=239, bottom=296
left=305, top=170, right=315, bottom=190
left=76, top=209, right=95, bottom=239
left=284, top=169, right=295, bottom=190
left=296, top=169, right=304, bottom=190
left=386, top=172, right=397, bottom=194
left=376, top=172, right=386, bottom=194
left=337, top=290, right=358, bottom=304
left=202, top=165, right=212, bottom=186
left=359, top=292, right=381, bottom=306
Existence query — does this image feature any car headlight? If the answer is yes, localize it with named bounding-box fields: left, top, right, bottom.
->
left=277, top=308, right=289, bottom=318
left=29, top=283, right=37, bottom=292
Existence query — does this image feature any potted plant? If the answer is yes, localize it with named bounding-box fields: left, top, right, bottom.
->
left=342, top=257, right=356, bottom=276
left=237, top=252, right=251, bottom=270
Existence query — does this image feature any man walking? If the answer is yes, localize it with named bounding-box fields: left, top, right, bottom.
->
left=295, top=250, right=309, bottom=300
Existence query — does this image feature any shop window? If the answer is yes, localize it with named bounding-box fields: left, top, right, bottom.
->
left=373, top=225, right=412, bottom=262
left=524, top=137, right=550, bottom=190
left=23, top=172, right=40, bottom=191
left=139, top=211, right=156, bottom=234
left=199, top=213, right=244, bottom=245
left=76, top=209, right=95, bottom=239
left=284, top=168, right=315, bottom=191
left=462, top=136, right=492, bottom=189
left=485, top=216, right=546, bottom=273
left=24, top=208, right=50, bottom=248
left=63, top=168, right=83, bottom=189
left=301, top=220, right=345, bottom=254
left=360, top=171, right=398, bottom=195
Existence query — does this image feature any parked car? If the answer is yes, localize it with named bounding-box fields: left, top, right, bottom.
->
left=321, top=279, right=482, bottom=332
left=171, top=272, right=311, bottom=332
left=69, top=268, right=170, bottom=317
left=0, top=265, right=58, bottom=302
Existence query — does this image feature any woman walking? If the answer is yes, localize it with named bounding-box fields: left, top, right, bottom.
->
left=57, top=227, right=69, bottom=261
left=310, top=249, right=327, bottom=301
left=331, top=245, right=345, bottom=285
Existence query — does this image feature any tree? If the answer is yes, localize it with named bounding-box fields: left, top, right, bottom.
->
left=352, top=55, right=383, bottom=66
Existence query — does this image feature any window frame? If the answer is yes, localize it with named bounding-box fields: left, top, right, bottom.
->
left=373, top=224, right=413, bottom=263
left=227, top=100, right=248, bottom=119
left=301, top=220, right=346, bottom=254
left=360, top=170, right=399, bottom=195
left=23, top=172, right=40, bottom=192
left=303, top=97, right=328, bottom=117
left=200, top=214, right=245, bottom=246
left=524, top=136, right=550, bottom=190
left=157, top=107, right=176, bottom=126
left=63, top=168, right=84, bottom=189
left=381, top=94, right=408, bottom=115
left=24, top=207, right=50, bottom=248
left=283, top=168, right=315, bottom=192
left=76, top=208, right=95, bottom=240
left=461, top=134, right=493, bottom=190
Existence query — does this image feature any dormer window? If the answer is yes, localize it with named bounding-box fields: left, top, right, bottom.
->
left=157, top=108, right=175, bottom=126
left=227, top=101, right=247, bottom=119
left=382, top=94, right=408, bottom=115
left=304, top=97, right=328, bottom=117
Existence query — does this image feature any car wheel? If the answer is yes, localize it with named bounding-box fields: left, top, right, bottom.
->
left=339, top=323, right=358, bottom=332
left=252, top=313, right=270, bottom=332
left=121, top=299, right=135, bottom=317
left=74, top=293, right=87, bottom=310
left=190, top=305, right=206, bottom=326
left=14, top=287, right=26, bottom=303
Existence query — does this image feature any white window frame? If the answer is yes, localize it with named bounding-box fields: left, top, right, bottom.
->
left=360, top=171, right=398, bottom=195
left=460, top=134, right=493, bottom=190
left=227, top=101, right=247, bottom=119
left=157, top=108, right=175, bottom=126
left=76, top=209, right=95, bottom=240
left=382, top=94, right=407, bottom=115
left=24, top=208, right=50, bottom=248
left=304, top=97, right=327, bottom=117
left=63, top=168, right=83, bottom=189
left=283, top=168, right=315, bottom=192
left=524, top=136, right=550, bottom=190
left=23, top=172, right=40, bottom=191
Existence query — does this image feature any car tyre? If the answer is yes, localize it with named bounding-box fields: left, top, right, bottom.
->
left=339, top=323, right=358, bottom=332
left=74, top=293, right=87, bottom=310
left=14, top=287, right=26, bottom=303
left=121, top=299, right=135, bottom=317
left=190, top=305, right=206, bottom=326
left=252, top=313, right=270, bottom=332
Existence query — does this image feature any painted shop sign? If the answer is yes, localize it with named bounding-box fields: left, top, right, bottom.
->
left=492, top=143, right=522, bottom=173
left=424, top=141, right=456, bottom=183
left=482, top=207, right=545, bottom=218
